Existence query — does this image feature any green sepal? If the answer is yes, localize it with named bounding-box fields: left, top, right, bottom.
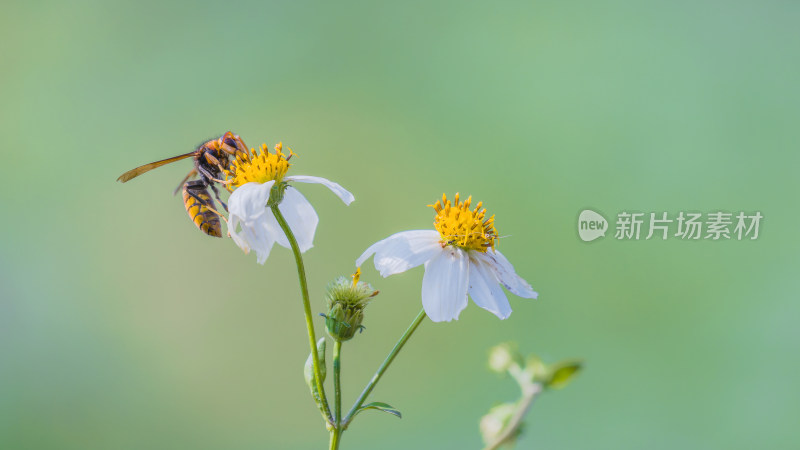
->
left=267, top=181, right=289, bottom=207
left=303, top=338, right=327, bottom=411
left=354, top=401, right=402, bottom=419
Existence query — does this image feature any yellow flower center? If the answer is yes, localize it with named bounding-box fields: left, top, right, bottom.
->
left=430, top=193, right=497, bottom=252
left=225, top=142, right=294, bottom=188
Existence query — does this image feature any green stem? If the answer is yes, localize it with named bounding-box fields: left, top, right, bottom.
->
left=329, top=427, right=342, bottom=450
left=342, top=308, right=427, bottom=428
left=270, top=204, right=332, bottom=424
left=333, top=340, right=343, bottom=424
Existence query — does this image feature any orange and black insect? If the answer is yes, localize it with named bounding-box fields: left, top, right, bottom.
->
left=117, top=132, right=249, bottom=237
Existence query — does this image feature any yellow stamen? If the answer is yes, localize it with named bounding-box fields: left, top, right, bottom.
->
left=352, top=267, right=361, bottom=287
left=429, top=193, right=498, bottom=252
left=224, top=142, right=293, bottom=188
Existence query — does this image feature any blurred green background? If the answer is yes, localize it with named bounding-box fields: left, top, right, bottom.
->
left=2, top=0, right=799, bottom=448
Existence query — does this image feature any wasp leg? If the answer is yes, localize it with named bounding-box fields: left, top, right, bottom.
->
left=204, top=151, right=222, bottom=166
left=185, top=181, right=227, bottom=222
left=173, top=169, right=197, bottom=196
left=203, top=152, right=233, bottom=177
left=203, top=153, right=226, bottom=173
left=209, top=182, right=228, bottom=212
left=183, top=181, right=224, bottom=237
left=197, top=164, right=233, bottom=185
left=185, top=193, right=227, bottom=226
left=185, top=180, right=215, bottom=207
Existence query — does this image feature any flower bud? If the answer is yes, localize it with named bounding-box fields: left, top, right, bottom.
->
left=479, top=402, right=519, bottom=446
left=488, top=342, right=523, bottom=374
left=323, top=269, right=379, bottom=342
left=325, top=302, right=365, bottom=342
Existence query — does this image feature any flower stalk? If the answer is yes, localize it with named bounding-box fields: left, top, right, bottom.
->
left=331, top=339, right=343, bottom=449
left=343, top=308, right=427, bottom=428
left=270, top=202, right=332, bottom=424
left=333, top=339, right=343, bottom=423
left=329, top=427, right=342, bottom=450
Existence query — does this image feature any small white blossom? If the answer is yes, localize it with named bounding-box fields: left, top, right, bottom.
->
left=225, top=143, right=353, bottom=264
left=356, top=194, right=537, bottom=322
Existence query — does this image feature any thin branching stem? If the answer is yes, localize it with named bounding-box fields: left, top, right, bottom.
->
left=270, top=204, right=332, bottom=425
left=342, top=308, right=426, bottom=428
left=482, top=383, right=543, bottom=450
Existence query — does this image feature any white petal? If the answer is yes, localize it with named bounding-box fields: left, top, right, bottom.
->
left=265, top=187, right=319, bottom=253
left=356, top=230, right=441, bottom=277
left=228, top=181, right=277, bottom=264
left=468, top=253, right=512, bottom=319
left=236, top=215, right=276, bottom=264
left=228, top=217, right=249, bottom=254
left=483, top=250, right=538, bottom=299
left=228, top=182, right=273, bottom=220
left=285, top=175, right=355, bottom=205
left=421, top=247, right=469, bottom=322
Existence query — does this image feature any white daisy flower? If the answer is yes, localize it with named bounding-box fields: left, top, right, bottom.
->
left=226, top=143, right=354, bottom=264
left=356, top=193, right=537, bottom=322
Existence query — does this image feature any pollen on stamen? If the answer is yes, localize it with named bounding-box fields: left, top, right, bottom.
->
left=225, top=142, right=293, bottom=188
left=430, top=193, right=498, bottom=252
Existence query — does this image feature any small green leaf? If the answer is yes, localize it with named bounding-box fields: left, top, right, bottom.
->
left=304, top=338, right=327, bottom=385
left=303, top=338, right=327, bottom=411
left=355, top=401, right=402, bottom=419
left=546, top=360, right=582, bottom=389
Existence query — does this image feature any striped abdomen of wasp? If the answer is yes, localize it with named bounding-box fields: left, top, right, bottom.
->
left=182, top=182, right=222, bottom=237
left=116, top=131, right=249, bottom=237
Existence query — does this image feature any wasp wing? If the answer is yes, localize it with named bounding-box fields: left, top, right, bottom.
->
left=116, top=152, right=196, bottom=183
